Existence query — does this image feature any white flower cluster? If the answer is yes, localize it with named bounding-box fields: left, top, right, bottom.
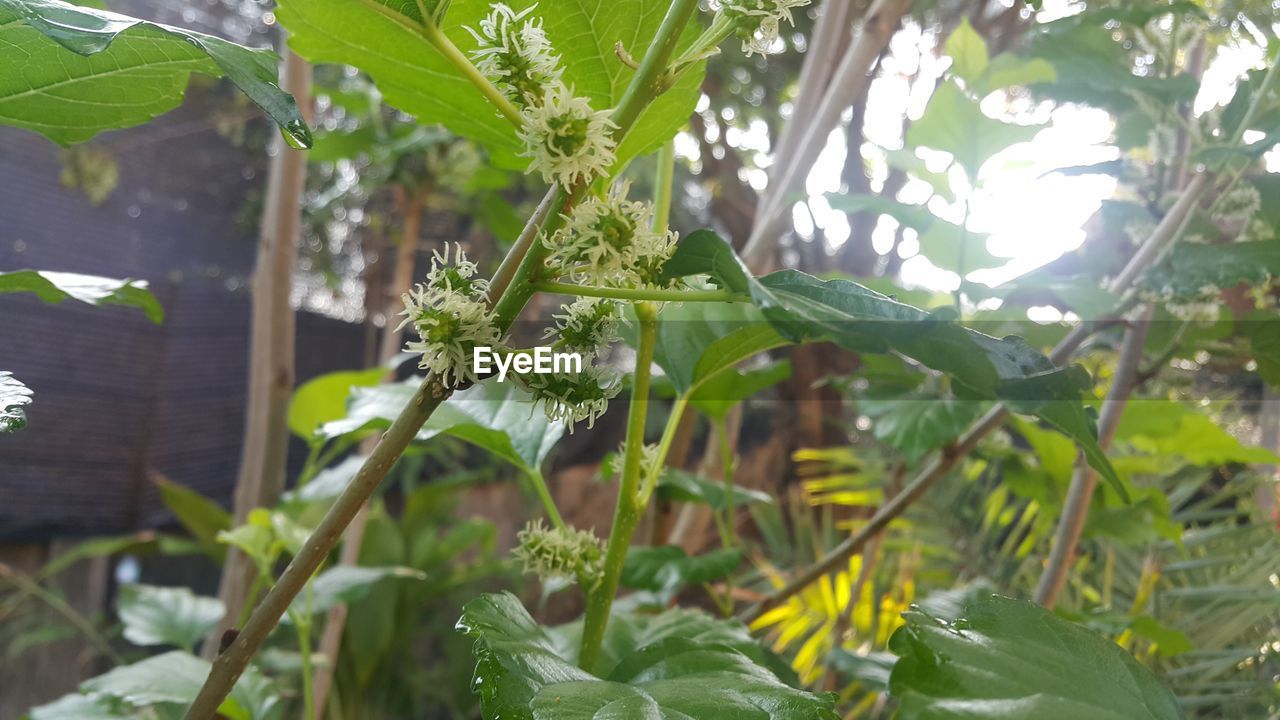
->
left=519, top=84, right=618, bottom=186
left=1167, top=301, right=1220, bottom=323
left=502, top=300, right=623, bottom=433
left=513, top=519, right=606, bottom=588
left=544, top=181, right=678, bottom=286
left=520, top=364, right=621, bottom=431
left=466, top=3, right=563, bottom=106
left=714, top=0, right=813, bottom=56
left=398, top=244, right=502, bottom=387
left=426, top=140, right=483, bottom=195
left=468, top=3, right=617, bottom=187
left=1212, top=184, right=1262, bottom=230
left=547, top=297, right=622, bottom=356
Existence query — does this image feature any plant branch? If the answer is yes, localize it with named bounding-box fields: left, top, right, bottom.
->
left=527, top=471, right=568, bottom=531
left=0, top=563, right=123, bottom=666
left=653, top=140, right=676, bottom=232
left=1034, top=305, right=1155, bottom=609
left=739, top=403, right=1012, bottom=623
left=532, top=281, right=738, bottom=303
left=187, top=377, right=452, bottom=718
left=187, top=1, right=707, bottom=713
left=742, top=0, right=912, bottom=271
left=739, top=159, right=1216, bottom=622
left=421, top=21, right=524, bottom=128
left=579, top=301, right=658, bottom=671
left=640, top=395, right=691, bottom=506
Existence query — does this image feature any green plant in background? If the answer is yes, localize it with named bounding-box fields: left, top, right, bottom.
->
left=3, top=0, right=1280, bottom=719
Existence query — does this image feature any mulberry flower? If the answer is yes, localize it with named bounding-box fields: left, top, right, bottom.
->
left=1213, top=184, right=1261, bottom=229
left=513, top=519, right=605, bottom=588
left=519, top=364, right=621, bottom=430
left=544, top=182, right=675, bottom=285
left=1167, top=301, right=1219, bottom=323
left=398, top=245, right=501, bottom=387
left=518, top=84, right=617, bottom=186
left=546, top=298, right=622, bottom=356
left=423, top=242, right=489, bottom=299
left=427, top=141, right=484, bottom=195
left=466, top=3, right=563, bottom=106
left=715, top=0, right=813, bottom=56
left=628, top=226, right=679, bottom=288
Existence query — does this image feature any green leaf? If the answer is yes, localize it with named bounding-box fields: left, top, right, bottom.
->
left=945, top=18, right=988, bottom=85
left=825, top=193, right=936, bottom=231
left=631, top=298, right=788, bottom=396
left=153, top=476, right=231, bottom=562
left=1116, top=401, right=1280, bottom=466
left=751, top=270, right=997, bottom=395
left=914, top=219, right=1002, bottom=273
left=620, top=545, right=742, bottom=595
left=0, top=371, right=33, bottom=433
left=889, top=594, right=1183, bottom=720
left=975, top=53, right=1056, bottom=95
left=293, top=565, right=427, bottom=616
left=277, top=0, right=703, bottom=169
left=37, top=533, right=203, bottom=579
left=459, top=593, right=836, bottom=720
left=907, top=81, right=1042, bottom=178
left=116, top=584, right=224, bottom=649
left=0, top=0, right=309, bottom=147
left=862, top=397, right=989, bottom=463
left=0, top=269, right=163, bottom=323
left=318, top=378, right=566, bottom=473
left=1139, top=241, right=1280, bottom=300
left=217, top=509, right=278, bottom=568
left=688, top=359, right=791, bottom=422
left=1127, top=616, right=1192, bottom=657
left=750, top=270, right=1120, bottom=494
left=80, top=650, right=276, bottom=720
left=659, top=228, right=753, bottom=294
left=999, top=365, right=1128, bottom=501
left=288, top=367, right=388, bottom=439
left=284, top=455, right=365, bottom=504
left=883, top=148, right=956, bottom=203
left=29, top=693, right=125, bottom=720
left=656, top=467, right=774, bottom=510
left=1031, top=22, right=1196, bottom=131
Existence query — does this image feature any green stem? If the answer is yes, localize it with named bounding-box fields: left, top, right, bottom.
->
left=639, top=395, right=690, bottom=506
left=188, top=0, right=705, bottom=714
left=495, top=0, right=702, bottom=329
left=653, top=141, right=676, bottom=232
left=716, top=419, right=736, bottom=618
left=578, top=302, right=658, bottom=672
left=421, top=22, right=524, bottom=128
left=533, top=281, right=738, bottom=303
left=0, top=563, right=123, bottom=665
left=527, top=471, right=567, bottom=531
left=675, top=11, right=735, bottom=69
left=1230, top=51, right=1280, bottom=145
left=292, top=606, right=316, bottom=720
left=715, top=419, right=736, bottom=550
left=610, top=0, right=703, bottom=135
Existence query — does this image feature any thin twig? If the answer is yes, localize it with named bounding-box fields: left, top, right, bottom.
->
left=742, top=0, right=913, bottom=270
left=1034, top=305, right=1155, bottom=608
left=739, top=168, right=1213, bottom=622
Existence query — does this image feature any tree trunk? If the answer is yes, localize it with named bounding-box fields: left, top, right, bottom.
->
left=205, top=47, right=313, bottom=658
